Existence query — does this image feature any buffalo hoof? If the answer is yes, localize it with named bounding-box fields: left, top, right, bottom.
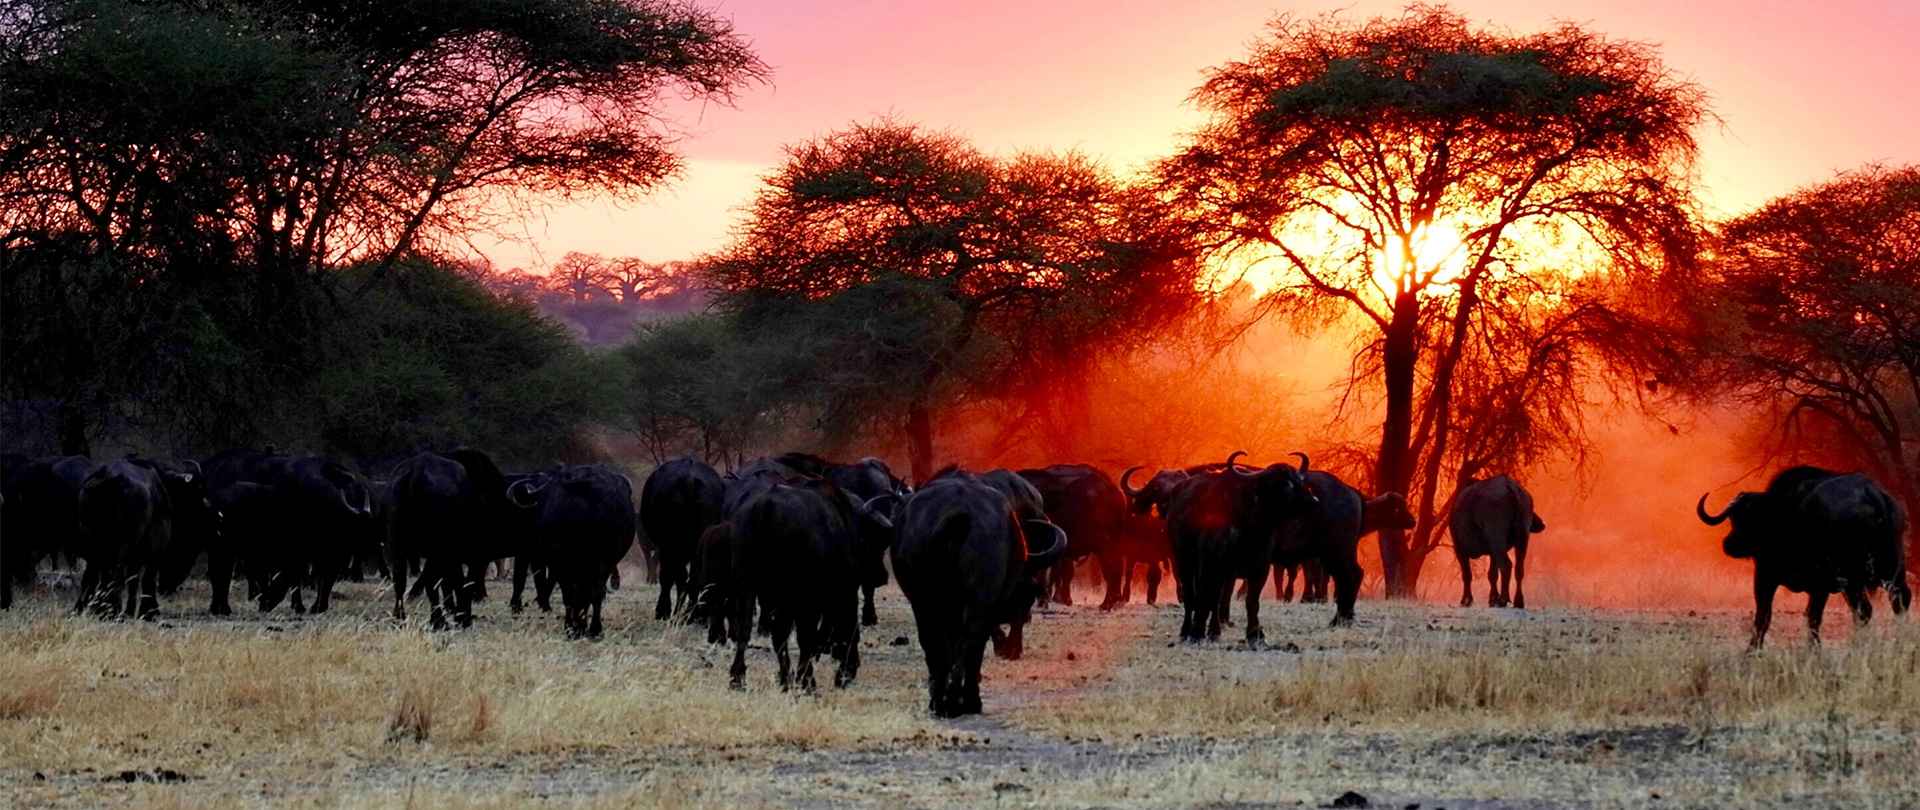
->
left=211, top=605, right=232, bottom=617
left=1329, top=614, right=1354, bottom=628
left=1459, top=596, right=1472, bottom=608
left=1513, top=596, right=1526, bottom=610
left=509, top=600, right=524, bottom=615
left=862, top=608, right=878, bottom=627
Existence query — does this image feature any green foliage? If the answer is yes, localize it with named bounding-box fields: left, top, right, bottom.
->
left=611, top=313, right=788, bottom=463
left=298, top=262, right=613, bottom=468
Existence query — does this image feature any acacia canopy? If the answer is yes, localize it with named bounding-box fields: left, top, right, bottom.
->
left=1160, top=6, right=1707, bottom=594
left=709, top=121, right=1198, bottom=480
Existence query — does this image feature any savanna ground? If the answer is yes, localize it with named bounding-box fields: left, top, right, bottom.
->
left=2, top=565, right=1918, bottom=809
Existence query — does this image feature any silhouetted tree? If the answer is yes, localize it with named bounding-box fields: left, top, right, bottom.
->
left=1686, top=165, right=1920, bottom=541
left=1158, top=6, right=1706, bottom=594
left=0, top=0, right=763, bottom=453
left=708, top=121, right=1198, bottom=480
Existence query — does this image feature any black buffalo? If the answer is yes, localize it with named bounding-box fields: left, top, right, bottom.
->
left=1, top=454, right=92, bottom=608
left=893, top=475, right=1068, bottom=717
left=75, top=458, right=201, bottom=619
left=1163, top=452, right=1318, bottom=644
left=1698, top=467, right=1911, bottom=647
left=1275, top=464, right=1414, bottom=626
left=510, top=464, right=635, bottom=638
left=387, top=452, right=487, bottom=628
left=1017, top=465, right=1127, bottom=610
left=725, top=476, right=894, bottom=691
left=640, top=457, right=726, bottom=621
left=505, top=472, right=558, bottom=613
left=928, top=466, right=1055, bottom=659
left=1119, top=466, right=1200, bottom=605
left=203, top=450, right=375, bottom=614
left=827, top=457, right=908, bottom=626
left=1449, top=475, right=1545, bottom=609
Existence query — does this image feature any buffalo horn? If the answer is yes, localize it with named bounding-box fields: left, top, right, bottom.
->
left=1227, top=450, right=1256, bottom=479
left=507, top=478, right=545, bottom=508
left=1022, top=520, right=1069, bottom=574
left=1120, top=466, right=1147, bottom=498
left=1695, top=493, right=1730, bottom=526
left=1289, top=452, right=1309, bottom=471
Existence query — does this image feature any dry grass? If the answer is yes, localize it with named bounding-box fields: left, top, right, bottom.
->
left=2, top=572, right=1918, bottom=808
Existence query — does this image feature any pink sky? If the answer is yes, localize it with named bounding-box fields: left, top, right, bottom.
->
left=475, top=0, right=1920, bottom=270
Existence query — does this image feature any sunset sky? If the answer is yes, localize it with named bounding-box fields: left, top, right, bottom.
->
left=476, top=0, right=1920, bottom=271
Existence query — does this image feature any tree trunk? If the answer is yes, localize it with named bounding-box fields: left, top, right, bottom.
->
left=1374, top=291, right=1422, bottom=597
left=906, top=399, right=934, bottom=484
left=58, top=400, right=90, bottom=457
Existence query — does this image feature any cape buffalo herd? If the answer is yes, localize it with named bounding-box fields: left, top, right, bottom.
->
left=2, top=446, right=1915, bottom=715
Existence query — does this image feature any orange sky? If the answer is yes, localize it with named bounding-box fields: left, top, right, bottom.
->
left=474, top=0, right=1920, bottom=270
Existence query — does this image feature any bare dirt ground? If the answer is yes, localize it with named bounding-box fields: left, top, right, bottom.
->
left=2, top=569, right=1917, bottom=809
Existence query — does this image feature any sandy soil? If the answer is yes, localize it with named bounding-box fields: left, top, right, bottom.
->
left=1, top=567, right=1916, bottom=809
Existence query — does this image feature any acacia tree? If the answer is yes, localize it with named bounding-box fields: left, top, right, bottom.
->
left=708, top=121, right=1198, bottom=480
left=1688, top=165, right=1920, bottom=535
left=1158, top=6, right=1706, bottom=594
left=0, top=0, right=763, bottom=452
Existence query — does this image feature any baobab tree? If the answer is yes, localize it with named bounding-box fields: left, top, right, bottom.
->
left=1159, top=6, right=1707, bottom=594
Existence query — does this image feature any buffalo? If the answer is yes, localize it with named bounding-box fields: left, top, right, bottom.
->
left=1449, top=475, right=1545, bottom=609
left=505, top=472, right=558, bottom=614
left=826, top=457, right=908, bottom=626
left=1162, top=452, right=1318, bottom=644
left=928, top=466, right=1055, bottom=659
left=1275, top=464, right=1414, bottom=626
left=892, top=475, right=1068, bottom=716
left=387, top=452, right=488, bottom=628
left=725, top=476, right=894, bottom=691
left=203, top=450, right=375, bottom=614
left=1017, top=465, right=1127, bottom=610
left=1698, top=467, right=1911, bottom=647
left=640, top=457, right=726, bottom=621
left=1118, top=466, right=1202, bottom=605
left=74, top=458, right=190, bottom=618
left=509, top=464, right=635, bottom=638
left=1, top=454, right=92, bottom=609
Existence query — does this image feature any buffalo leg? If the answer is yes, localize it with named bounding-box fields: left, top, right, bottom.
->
left=960, top=633, right=987, bottom=715
left=311, top=566, right=336, bottom=614
left=861, top=583, right=878, bottom=627
left=1118, top=556, right=1133, bottom=604
left=792, top=612, right=820, bottom=694
left=1050, top=558, right=1074, bottom=607
left=771, top=614, right=795, bottom=692
left=991, top=620, right=1025, bottom=661
left=653, top=555, right=678, bottom=620
left=1844, top=585, right=1873, bottom=625
left=1327, top=555, right=1362, bottom=627
left=589, top=594, right=604, bottom=639
left=1805, top=590, right=1829, bottom=645
left=73, top=564, right=97, bottom=615
left=1458, top=555, right=1474, bottom=607
left=1243, top=565, right=1270, bottom=646
left=1098, top=551, right=1124, bottom=611
left=389, top=545, right=409, bottom=622
left=1750, top=577, right=1776, bottom=648
left=209, top=548, right=235, bottom=616
left=454, top=563, right=474, bottom=629
left=1, top=547, right=12, bottom=610
left=834, top=587, right=860, bottom=687
left=535, top=564, right=555, bottom=612
left=510, top=555, right=529, bottom=614
left=728, top=582, right=755, bottom=689
left=914, top=614, right=951, bottom=713
left=1145, top=562, right=1162, bottom=605
left=1487, top=554, right=1506, bottom=608
left=1891, top=576, right=1913, bottom=615
left=1513, top=544, right=1528, bottom=610
left=426, top=563, right=450, bottom=630
left=136, top=566, right=159, bottom=620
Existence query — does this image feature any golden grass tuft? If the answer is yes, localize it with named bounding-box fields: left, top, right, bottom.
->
left=387, top=682, right=438, bottom=743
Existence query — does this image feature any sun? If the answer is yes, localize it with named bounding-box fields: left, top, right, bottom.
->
left=1381, top=222, right=1469, bottom=291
